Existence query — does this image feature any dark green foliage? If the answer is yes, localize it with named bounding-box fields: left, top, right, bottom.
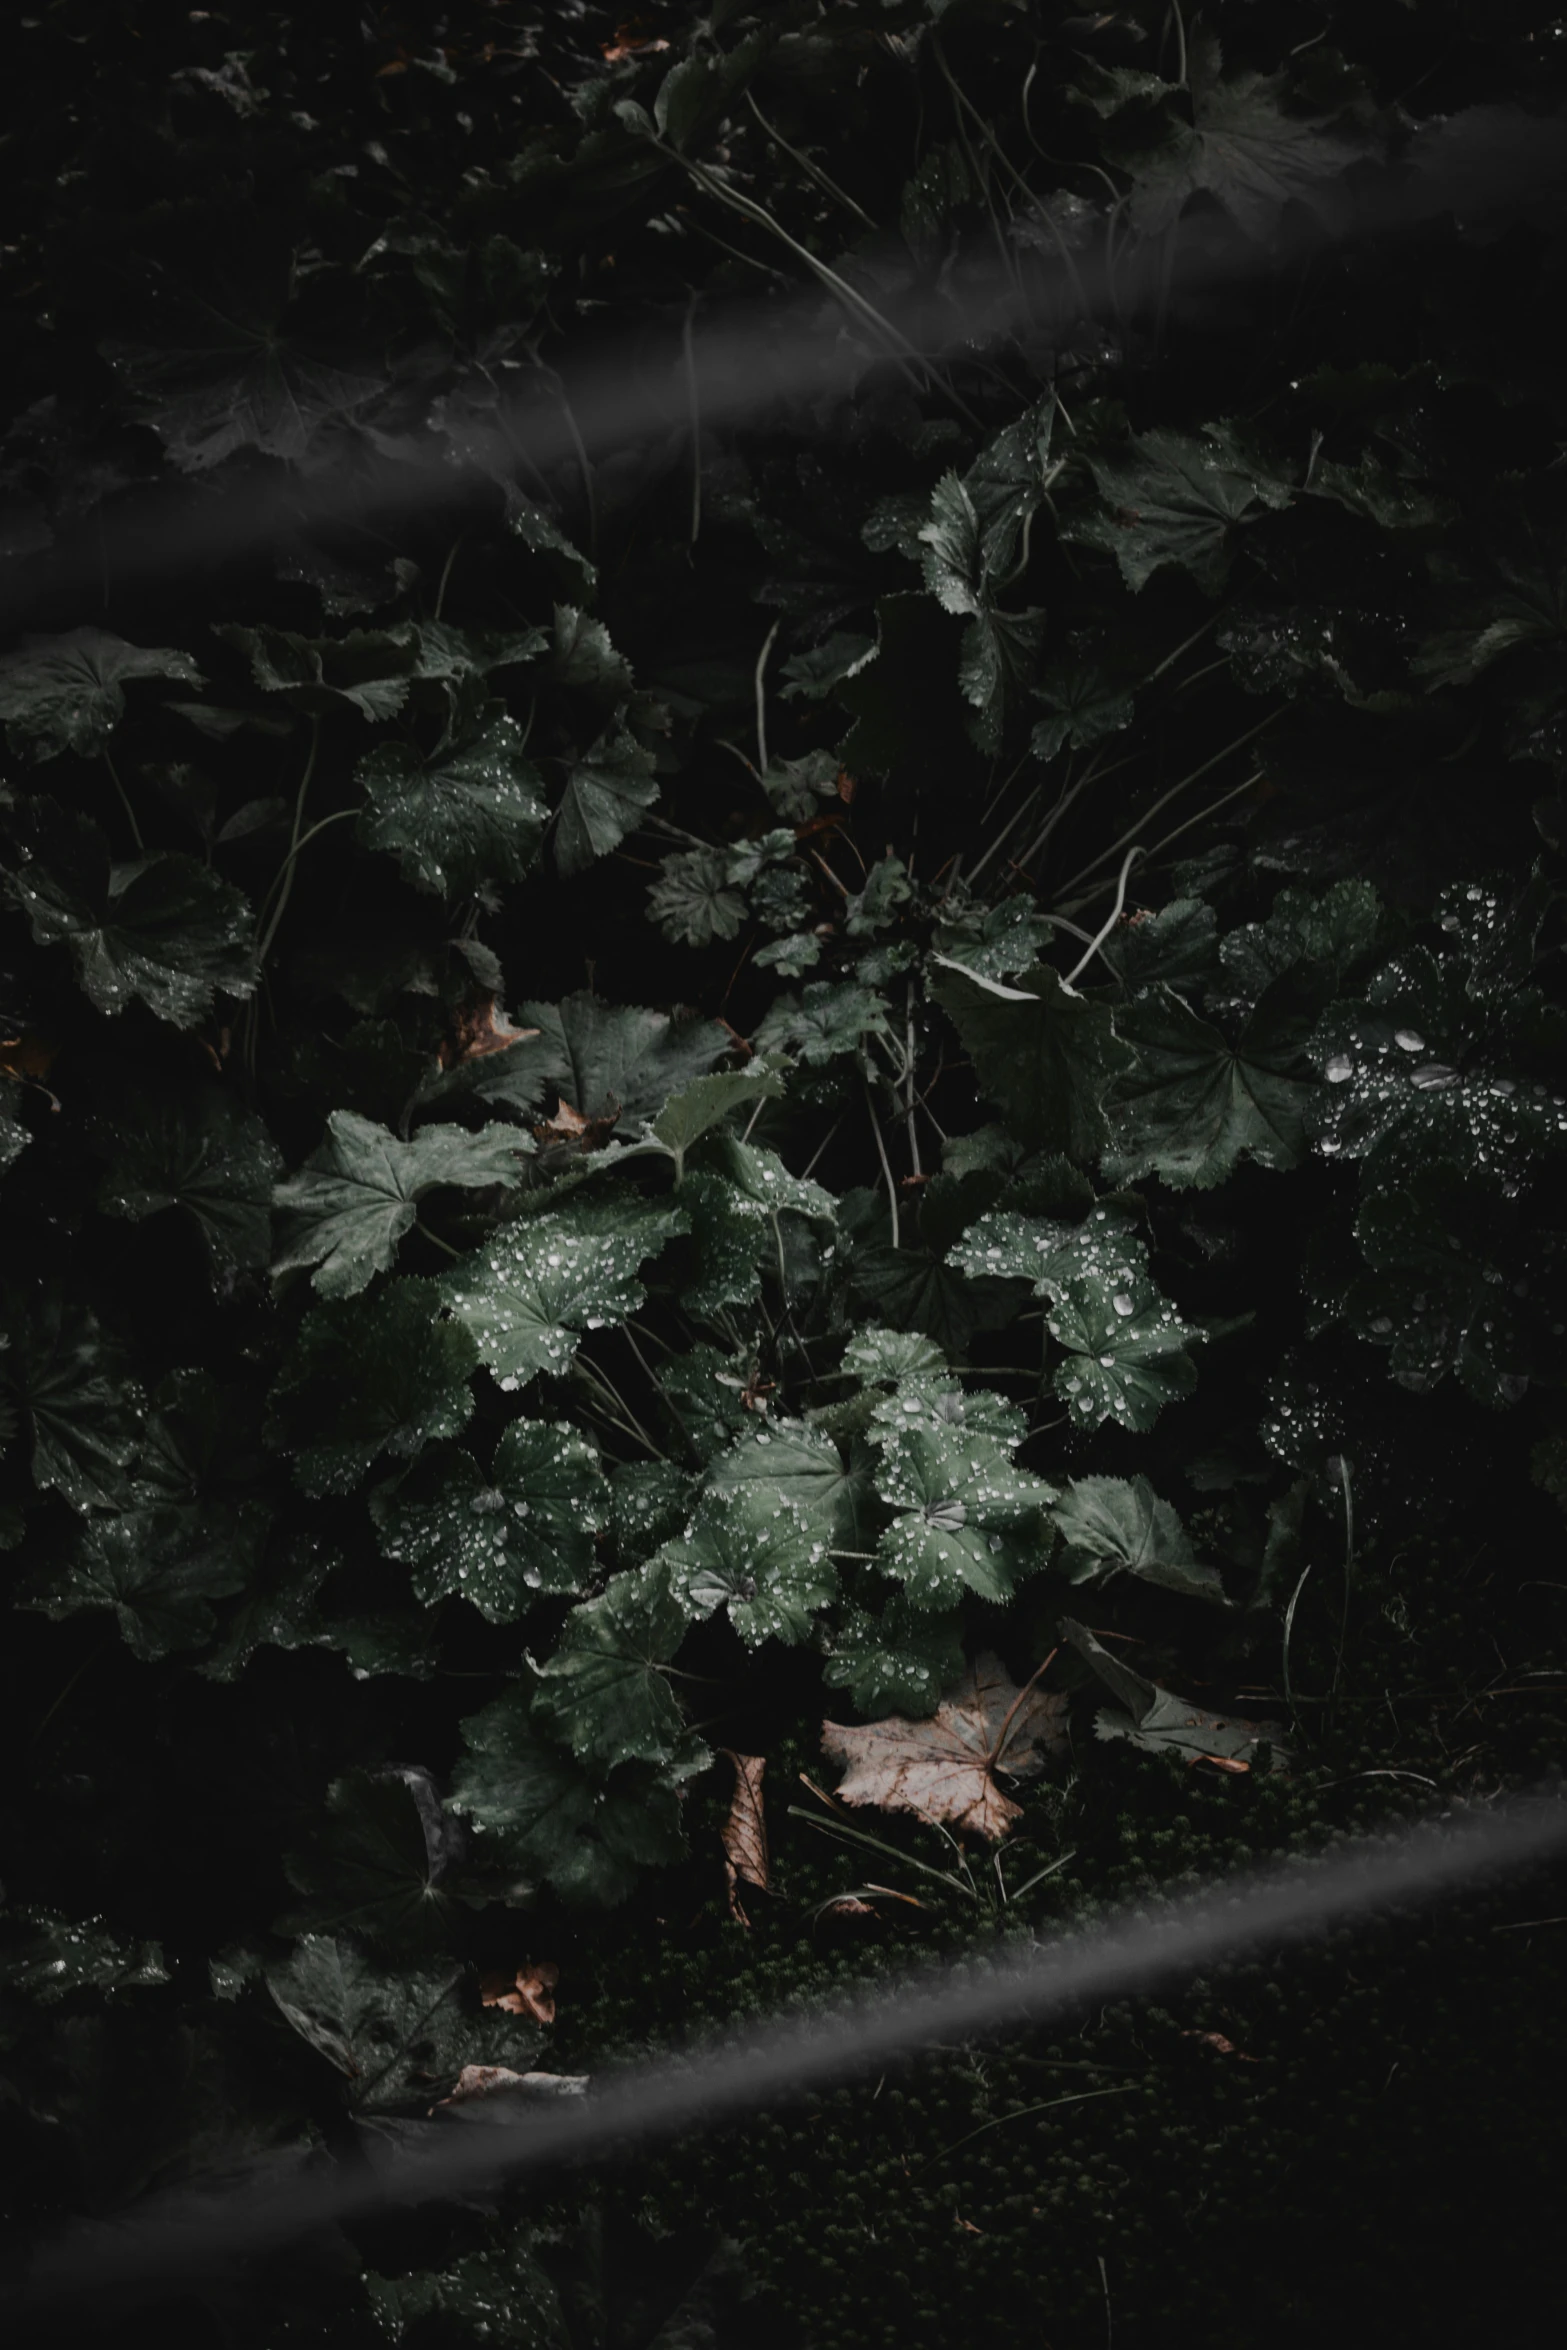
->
left=3, top=3, right=1567, bottom=2344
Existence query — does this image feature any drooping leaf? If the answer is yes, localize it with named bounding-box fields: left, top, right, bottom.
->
left=655, top=1485, right=836, bottom=1649
left=1060, top=1618, right=1290, bottom=1768
left=268, top=1276, right=478, bottom=1496
left=1050, top=1475, right=1230, bottom=1604
left=357, top=707, right=548, bottom=898
left=822, top=1651, right=1068, bottom=1841
left=872, top=1423, right=1056, bottom=1611
left=370, top=1422, right=608, bottom=1618
left=441, top=1190, right=688, bottom=1390
left=5, top=800, right=257, bottom=1025
left=0, top=628, right=203, bottom=762
left=651, top=1062, right=787, bottom=1161
left=272, top=1111, right=531, bottom=1298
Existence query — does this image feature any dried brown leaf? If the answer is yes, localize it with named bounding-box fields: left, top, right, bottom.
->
left=432, top=2065, right=589, bottom=2120
left=821, top=1652, right=1068, bottom=1843
left=719, top=1750, right=769, bottom=1925
left=1180, top=2030, right=1258, bottom=2062
left=439, top=994, right=541, bottom=1069
left=531, top=1095, right=621, bottom=1151
left=479, top=1961, right=559, bottom=2025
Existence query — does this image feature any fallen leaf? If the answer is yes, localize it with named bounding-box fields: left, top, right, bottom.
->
left=439, top=994, right=540, bottom=1069
left=531, top=1096, right=621, bottom=1151
left=1180, top=2030, right=1258, bottom=2062
left=821, top=1651, right=1069, bottom=1842
left=432, top=2065, right=589, bottom=2119
left=1060, top=1619, right=1291, bottom=1770
left=479, top=1961, right=559, bottom=2025
left=819, top=1895, right=878, bottom=1919
left=601, top=26, right=671, bottom=61
left=719, top=1749, right=769, bottom=1925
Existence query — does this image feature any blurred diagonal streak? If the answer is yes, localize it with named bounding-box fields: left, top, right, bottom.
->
left=2, top=100, right=1563, bottom=632
left=5, top=1789, right=1564, bottom=2323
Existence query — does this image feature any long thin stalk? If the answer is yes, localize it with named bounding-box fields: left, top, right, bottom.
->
left=1063, top=846, right=1145, bottom=986
left=864, top=1080, right=901, bottom=1249
left=102, top=748, right=145, bottom=855
left=1049, top=713, right=1279, bottom=903
left=256, top=717, right=323, bottom=967
left=754, top=617, right=781, bottom=777
left=743, top=90, right=877, bottom=230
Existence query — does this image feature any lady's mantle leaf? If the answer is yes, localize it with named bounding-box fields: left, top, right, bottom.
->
left=273, top=1111, right=531, bottom=1299
left=531, top=1561, right=691, bottom=1765
left=1102, top=30, right=1381, bottom=244
left=95, top=1084, right=282, bottom=1280
left=705, top=1415, right=871, bottom=1549
left=1060, top=1618, right=1290, bottom=1768
left=266, top=1937, right=541, bottom=2113
left=953, top=1206, right=1204, bottom=1433
left=364, top=2234, right=568, bottom=2345
left=1050, top=1476, right=1230, bottom=1604
left=23, top=1501, right=267, bottom=1661
left=6, top=801, right=258, bottom=1025
left=278, top=1768, right=461, bottom=1951
left=451, top=1694, right=698, bottom=1907
left=441, top=1191, right=688, bottom=1390
left=655, top=1485, right=836, bottom=1649
left=0, top=628, right=203, bottom=762
left=931, top=958, right=1132, bottom=1160
left=821, top=1651, right=1068, bottom=1841
left=0, top=1287, right=144, bottom=1511
left=823, top=1595, right=966, bottom=1721
left=520, top=992, right=728, bottom=1124
left=0, top=1909, right=168, bottom=2003
left=551, top=720, right=660, bottom=876
left=268, top=1277, right=478, bottom=1497
left=1062, top=422, right=1294, bottom=596
left=371, top=1423, right=608, bottom=1619
left=872, top=1424, right=1056, bottom=1611
left=357, top=708, right=547, bottom=899
left=1100, top=979, right=1314, bottom=1189
left=211, top=622, right=421, bottom=721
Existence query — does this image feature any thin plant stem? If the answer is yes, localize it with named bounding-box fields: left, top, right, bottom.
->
left=434, top=531, right=465, bottom=621
left=743, top=90, right=877, bottom=230
left=920, top=2088, right=1132, bottom=2172
left=1062, top=766, right=1263, bottom=904
left=1063, top=846, right=1145, bottom=985
left=414, top=1219, right=463, bottom=1260
left=754, top=618, right=781, bottom=776
left=1049, top=714, right=1279, bottom=902
left=256, top=717, right=323, bottom=967
left=102, top=749, right=145, bottom=854
left=800, top=1116, right=843, bottom=1183
left=864, top=1079, right=901, bottom=1249
left=966, top=782, right=1043, bottom=891
left=1331, top=1456, right=1356, bottom=1708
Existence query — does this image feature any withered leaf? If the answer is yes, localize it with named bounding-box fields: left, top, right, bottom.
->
left=719, top=1749, right=768, bottom=1925
left=821, top=1651, right=1068, bottom=1842
left=531, top=1095, right=622, bottom=1152
left=479, top=1961, right=559, bottom=2025
left=432, top=2064, right=588, bottom=2119
left=440, top=995, right=541, bottom=1069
